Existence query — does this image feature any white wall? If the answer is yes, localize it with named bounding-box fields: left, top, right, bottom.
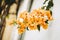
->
left=24, top=0, right=60, bottom=40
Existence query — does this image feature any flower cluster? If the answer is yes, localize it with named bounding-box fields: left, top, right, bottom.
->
left=17, top=8, right=53, bottom=34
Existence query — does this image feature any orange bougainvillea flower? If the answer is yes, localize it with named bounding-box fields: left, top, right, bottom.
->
left=45, top=10, right=53, bottom=20
left=18, top=23, right=26, bottom=34
left=18, top=11, right=28, bottom=19
left=6, top=8, right=53, bottom=34
left=16, top=8, right=53, bottom=34
left=18, top=28, right=25, bottom=34
left=28, top=23, right=37, bottom=30
left=41, top=21, right=48, bottom=29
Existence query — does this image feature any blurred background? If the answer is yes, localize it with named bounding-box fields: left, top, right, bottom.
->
left=0, top=0, right=60, bottom=40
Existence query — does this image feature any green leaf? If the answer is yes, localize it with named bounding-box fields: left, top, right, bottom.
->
left=17, top=26, right=20, bottom=28
left=46, top=0, right=54, bottom=10
left=14, top=21, right=16, bottom=24
left=37, top=25, right=40, bottom=31
left=26, top=27, right=29, bottom=30
left=41, top=6, right=46, bottom=9
left=50, top=10, right=52, bottom=15
left=43, top=0, right=48, bottom=4
left=45, top=20, right=48, bottom=24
